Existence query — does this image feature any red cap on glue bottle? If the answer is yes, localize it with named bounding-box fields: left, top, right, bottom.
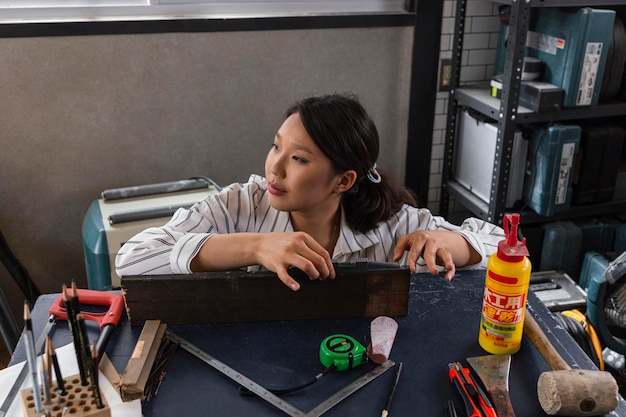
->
left=497, top=213, right=529, bottom=262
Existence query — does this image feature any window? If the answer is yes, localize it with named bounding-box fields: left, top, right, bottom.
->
left=0, top=0, right=409, bottom=24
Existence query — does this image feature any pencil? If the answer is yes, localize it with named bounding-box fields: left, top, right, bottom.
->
left=24, top=301, right=43, bottom=413
left=63, top=284, right=88, bottom=385
left=40, top=355, right=51, bottom=405
left=381, top=362, right=402, bottom=417
left=71, top=281, right=81, bottom=318
left=76, top=313, right=103, bottom=409
left=48, top=337, right=67, bottom=395
left=44, top=337, right=52, bottom=388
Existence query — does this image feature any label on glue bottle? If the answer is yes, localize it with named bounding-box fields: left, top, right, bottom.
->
left=478, top=213, right=532, bottom=355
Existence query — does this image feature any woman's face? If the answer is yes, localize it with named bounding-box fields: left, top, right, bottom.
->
left=265, top=112, right=345, bottom=215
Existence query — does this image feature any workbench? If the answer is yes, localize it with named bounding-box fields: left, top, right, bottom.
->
left=9, top=269, right=626, bottom=417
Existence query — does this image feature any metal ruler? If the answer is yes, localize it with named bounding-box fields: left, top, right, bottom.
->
left=166, top=331, right=395, bottom=417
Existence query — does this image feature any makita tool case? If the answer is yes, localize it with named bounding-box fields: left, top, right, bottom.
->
left=572, top=124, right=625, bottom=205
left=82, top=178, right=220, bottom=290
left=577, top=218, right=620, bottom=262
left=539, top=221, right=582, bottom=281
left=526, top=7, right=615, bottom=107
left=580, top=251, right=611, bottom=290
left=523, top=124, right=581, bottom=217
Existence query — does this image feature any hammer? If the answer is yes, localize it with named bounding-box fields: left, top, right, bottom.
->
left=523, top=311, right=619, bottom=416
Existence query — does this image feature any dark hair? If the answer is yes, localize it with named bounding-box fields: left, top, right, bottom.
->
left=284, top=93, right=418, bottom=232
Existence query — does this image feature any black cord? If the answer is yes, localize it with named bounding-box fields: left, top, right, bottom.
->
left=554, top=313, right=601, bottom=368
left=188, top=176, right=223, bottom=191
left=239, top=365, right=336, bottom=396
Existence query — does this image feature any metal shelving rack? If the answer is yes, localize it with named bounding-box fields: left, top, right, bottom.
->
left=440, top=0, right=626, bottom=225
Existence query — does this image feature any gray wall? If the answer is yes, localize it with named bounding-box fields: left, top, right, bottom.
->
left=0, top=26, right=413, bottom=318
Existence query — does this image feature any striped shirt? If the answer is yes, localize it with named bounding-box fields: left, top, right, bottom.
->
left=115, top=174, right=504, bottom=276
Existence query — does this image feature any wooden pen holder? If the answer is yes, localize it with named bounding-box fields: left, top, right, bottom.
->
left=20, top=374, right=110, bottom=417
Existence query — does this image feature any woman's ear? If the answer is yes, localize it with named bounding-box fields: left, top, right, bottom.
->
left=336, top=170, right=358, bottom=193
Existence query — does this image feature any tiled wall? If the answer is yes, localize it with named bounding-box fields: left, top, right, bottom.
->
left=428, top=0, right=500, bottom=219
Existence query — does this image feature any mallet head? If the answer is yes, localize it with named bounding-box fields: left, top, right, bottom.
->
left=537, top=369, right=618, bottom=416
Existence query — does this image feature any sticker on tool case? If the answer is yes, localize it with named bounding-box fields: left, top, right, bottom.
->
left=527, top=31, right=562, bottom=55
left=555, top=143, right=576, bottom=205
left=576, top=42, right=603, bottom=106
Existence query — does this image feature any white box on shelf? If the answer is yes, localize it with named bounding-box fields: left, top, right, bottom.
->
left=454, top=109, right=528, bottom=208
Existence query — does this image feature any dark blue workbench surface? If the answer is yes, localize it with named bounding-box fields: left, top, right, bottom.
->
left=12, top=269, right=626, bottom=417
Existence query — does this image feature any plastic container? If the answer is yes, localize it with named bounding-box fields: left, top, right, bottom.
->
left=478, top=213, right=532, bottom=354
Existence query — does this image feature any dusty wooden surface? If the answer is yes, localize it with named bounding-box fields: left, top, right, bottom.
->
left=121, top=264, right=410, bottom=325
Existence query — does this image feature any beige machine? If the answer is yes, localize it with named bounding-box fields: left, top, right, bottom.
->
left=82, top=178, right=220, bottom=290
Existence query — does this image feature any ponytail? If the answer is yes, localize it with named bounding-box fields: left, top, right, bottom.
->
left=343, top=168, right=418, bottom=233
left=285, top=93, right=418, bottom=233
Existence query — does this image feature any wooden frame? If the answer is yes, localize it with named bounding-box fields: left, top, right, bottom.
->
left=121, top=264, right=410, bottom=325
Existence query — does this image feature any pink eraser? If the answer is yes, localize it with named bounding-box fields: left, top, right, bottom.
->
left=367, top=316, right=398, bottom=364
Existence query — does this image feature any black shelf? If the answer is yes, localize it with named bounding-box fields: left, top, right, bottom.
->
left=496, top=0, right=626, bottom=6
left=520, top=200, right=626, bottom=224
left=454, top=86, right=626, bottom=124
left=447, top=179, right=626, bottom=225
left=441, top=0, right=626, bottom=225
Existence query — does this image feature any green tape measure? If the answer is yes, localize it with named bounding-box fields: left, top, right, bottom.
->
left=319, top=334, right=367, bottom=371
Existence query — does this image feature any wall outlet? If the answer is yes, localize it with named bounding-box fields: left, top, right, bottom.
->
left=438, top=58, right=452, bottom=92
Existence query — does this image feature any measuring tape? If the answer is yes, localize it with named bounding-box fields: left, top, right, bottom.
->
left=319, top=334, right=368, bottom=371
left=166, top=331, right=394, bottom=417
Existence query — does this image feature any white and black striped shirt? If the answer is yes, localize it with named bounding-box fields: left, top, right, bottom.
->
left=115, top=175, right=504, bottom=276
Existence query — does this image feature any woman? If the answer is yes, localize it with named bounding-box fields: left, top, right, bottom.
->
left=115, top=93, right=503, bottom=291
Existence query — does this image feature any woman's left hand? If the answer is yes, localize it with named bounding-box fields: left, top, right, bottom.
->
left=392, top=230, right=462, bottom=281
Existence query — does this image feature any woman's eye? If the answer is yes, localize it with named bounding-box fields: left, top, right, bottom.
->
left=292, top=155, right=308, bottom=163
left=270, top=143, right=279, bottom=151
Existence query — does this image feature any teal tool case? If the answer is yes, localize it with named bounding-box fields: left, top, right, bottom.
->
left=524, top=124, right=581, bottom=217
left=526, top=7, right=615, bottom=107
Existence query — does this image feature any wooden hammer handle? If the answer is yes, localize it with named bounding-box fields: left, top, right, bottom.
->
left=523, top=311, right=571, bottom=371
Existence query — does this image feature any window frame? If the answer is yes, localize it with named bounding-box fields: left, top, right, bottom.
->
left=0, top=1, right=413, bottom=25
left=0, top=1, right=415, bottom=37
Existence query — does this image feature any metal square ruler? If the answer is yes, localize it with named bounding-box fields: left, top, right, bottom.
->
left=166, top=331, right=395, bottom=417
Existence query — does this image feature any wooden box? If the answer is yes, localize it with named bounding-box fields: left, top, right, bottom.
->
left=121, top=262, right=410, bottom=325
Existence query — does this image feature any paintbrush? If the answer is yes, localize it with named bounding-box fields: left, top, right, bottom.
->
left=381, top=362, right=402, bottom=417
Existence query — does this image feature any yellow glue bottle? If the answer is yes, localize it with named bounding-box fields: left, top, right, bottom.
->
left=478, top=213, right=532, bottom=354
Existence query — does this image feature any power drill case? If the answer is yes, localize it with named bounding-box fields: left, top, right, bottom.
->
left=587, top=250, right=626, bottom=355
left=523, top=124, right=581, bottom=217
left=539, top=221, right=582, bottom=281
left=526, top=7, right=615, bottom=107
left=572, top=124, right=625, bottom=205
left=580, top=251, right=611, bottom=290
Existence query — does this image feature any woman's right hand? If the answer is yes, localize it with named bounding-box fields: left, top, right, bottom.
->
left=255, top=232, right=336, bottom=291
left=191, top=232, right=335, bottom=291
